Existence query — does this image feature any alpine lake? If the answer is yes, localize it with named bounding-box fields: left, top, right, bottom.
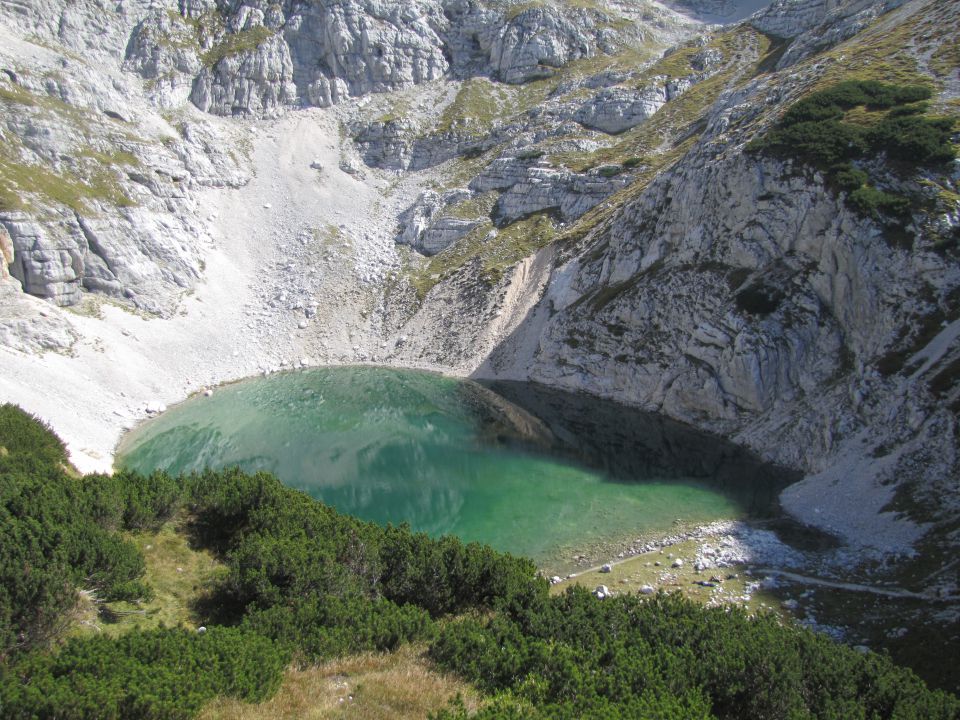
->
left=116, top=366, right=797, bottom=575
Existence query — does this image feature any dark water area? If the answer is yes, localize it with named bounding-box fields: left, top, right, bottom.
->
left=117, top=366, right=798, bottom=567
left=479, top=379, right=801, bottom=517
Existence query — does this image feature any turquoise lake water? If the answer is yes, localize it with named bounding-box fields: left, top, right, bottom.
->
left=117, top=367, right=791, bottom=568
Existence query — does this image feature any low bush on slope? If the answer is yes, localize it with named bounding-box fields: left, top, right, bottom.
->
left=0, top=405, right=161, bottom=658
left=430, top=587, right=960, bottom=719
left=0, top=404, right=958, bottom=718
left=748, top=80, right=956, bottom=221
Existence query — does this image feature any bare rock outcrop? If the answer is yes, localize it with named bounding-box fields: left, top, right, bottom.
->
left=471, top=156, right=631, bottom=226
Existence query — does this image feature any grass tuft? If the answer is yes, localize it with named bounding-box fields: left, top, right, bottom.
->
left=199, top=644, right=482, bottom=720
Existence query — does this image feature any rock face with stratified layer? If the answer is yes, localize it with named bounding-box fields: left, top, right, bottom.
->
left=121, top=0, right=638, bottom=116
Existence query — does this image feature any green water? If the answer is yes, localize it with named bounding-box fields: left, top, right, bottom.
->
left=117, top=367, right=786, bottom=568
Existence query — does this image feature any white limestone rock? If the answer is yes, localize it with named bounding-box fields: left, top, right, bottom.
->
left=575, top=84, right=669, bottom=134
left=397, top=189, right=481, bottom=256
left=191, top=33, right=297, bottom=117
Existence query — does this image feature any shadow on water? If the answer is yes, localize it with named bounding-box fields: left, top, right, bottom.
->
left=476, top=379, right=802, bottom=518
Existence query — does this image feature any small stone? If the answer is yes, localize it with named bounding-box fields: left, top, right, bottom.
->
left=594, top=585, right=609, bottom=599
left=197, top=626, right=207, bottom=634
left=672, top=559, right=684, bottom=569
left=298, top=320, right=308, bottom=329
left=204, top=388, right=214, bottom=397
left=600, top=563, right=612, bottom=573
left=639, top=585, right=655, bottom=595
left=550, top=575, right=562, bottom=584
left=263, top=203, right=272, bottom=209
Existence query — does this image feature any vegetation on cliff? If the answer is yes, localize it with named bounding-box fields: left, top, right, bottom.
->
left=748, top=80, right=957, bottom=221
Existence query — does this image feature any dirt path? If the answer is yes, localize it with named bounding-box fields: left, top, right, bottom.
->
left=753, top=568, right=947, bottom=601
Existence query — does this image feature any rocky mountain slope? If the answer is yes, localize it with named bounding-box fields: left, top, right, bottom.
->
left=389, top=0, right=960, bottom=569
left=0, top=0, right=958, bottom=672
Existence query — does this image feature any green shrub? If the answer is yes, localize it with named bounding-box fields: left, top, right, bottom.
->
left=0, top=404, right=68, bottom=475
left=378, top=525, right=545, bottom=617
left=3, top=408, right=958, bottom=719
left=430, top=587, right=960, bottom=719
left=748, top=81, right=956, bottom=222
left=867, top=114, right=956, bottom=165
left=0, top=627, right=288, bottom=720
left=243, top=595, right=432, bottom=662
left=0, top=408, right=185, bottom=659
left=848, top=185, right=912, bottom=217
left=834, top=165, right=869, bottom=191
left=596, top=164, right=623, bottom=177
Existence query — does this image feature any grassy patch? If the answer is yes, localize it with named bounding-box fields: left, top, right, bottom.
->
left=73, top=516, right=228, bottom=637
left=409, top=212, right=557, bottom=298
left=504, top=1, right=547, bottom=21
left=76, top=147, right=141, bottom=167
left=0, top=81, right=141, bottom=213
left=203, top=26, right=276, bottom=67
left=24, top=34, right=85, bottom=62
left=621, top=26, right=747, bottom=89
left=809, top=0, right=952, bottom=90
left=561, top=44, right=660, bottom=80
left=0, top=80, right=91, bottom=127
left=199, top=644, right=482, bottom=720
left=0, top=153, right=134, bottom=213
left=550, top=28, right=766, bottom=174
left=434, top=154, right=497, bottom=192
left=440, top=192, right=498, bottom=221
left=552, top=539, right=782, bottom=615
left=433, top=76, right=557, bottom=138
left=436, top=78, right=511, bottom=136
